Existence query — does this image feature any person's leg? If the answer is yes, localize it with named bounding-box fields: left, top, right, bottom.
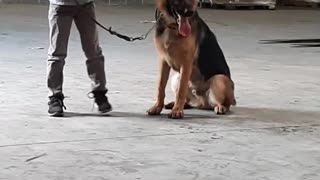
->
left=47, top=4, right=75, bottom=116
left=74, top=2, right=112, bottom=113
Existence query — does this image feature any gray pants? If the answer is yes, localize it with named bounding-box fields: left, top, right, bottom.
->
left=47, top=2, right=107, bottom=97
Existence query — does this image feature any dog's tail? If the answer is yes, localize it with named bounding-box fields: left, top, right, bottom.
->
left=231, top=96, right=237, bottom=106
left=230, top=80, right=237, bottom=106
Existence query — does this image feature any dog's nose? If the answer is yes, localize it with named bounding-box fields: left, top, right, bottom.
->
left=176, top=9, right=194, bottom=17
left=183, top=10, right=194, bottom=17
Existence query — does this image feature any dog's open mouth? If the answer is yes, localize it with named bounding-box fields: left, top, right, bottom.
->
left=177, top=14, right=191, bottom=37
left=173, top=9, right=193, bottom=37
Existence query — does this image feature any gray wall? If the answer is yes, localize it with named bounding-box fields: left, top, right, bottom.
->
left=0, top=0, right=156, bottom=5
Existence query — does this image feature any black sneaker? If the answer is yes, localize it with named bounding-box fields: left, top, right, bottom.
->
left=90, top=90, right=112, bottom=113
left=48, top=93, right=66, bottom=117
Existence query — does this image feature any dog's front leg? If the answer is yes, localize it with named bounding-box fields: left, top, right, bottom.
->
left=147, top=60, right=171, bottom=115
left=169, top=63, right=192, bottom=119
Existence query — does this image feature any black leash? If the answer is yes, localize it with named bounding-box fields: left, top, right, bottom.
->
left=73, top=0, right=159, bottom=42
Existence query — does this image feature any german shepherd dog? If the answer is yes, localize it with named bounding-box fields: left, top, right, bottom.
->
left=147, top=0, right=236, bottom=119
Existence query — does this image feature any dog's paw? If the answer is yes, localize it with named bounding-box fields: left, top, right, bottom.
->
left=214, top=105, right=227, bottom=115
left=168, top=107, right=184, bottom=119
left=147, top=105, right=163, bottom=116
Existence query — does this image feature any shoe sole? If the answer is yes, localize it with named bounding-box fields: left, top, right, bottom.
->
left=99, top=107, right=113, bottom=114
left=48, top=112, right=64, bottom=117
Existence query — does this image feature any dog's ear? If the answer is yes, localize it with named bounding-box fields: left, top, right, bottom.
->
left=192, top=0, right=200, bottom=9
left=156, top=0, right=168, bottom=11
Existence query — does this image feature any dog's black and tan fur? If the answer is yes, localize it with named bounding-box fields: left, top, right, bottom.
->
left=147, top=0, right=236, bottom=119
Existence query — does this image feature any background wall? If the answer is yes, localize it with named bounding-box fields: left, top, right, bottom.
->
left=1, top=0, right=319, bottom=8
left=0, top=0, right=157, bottom=5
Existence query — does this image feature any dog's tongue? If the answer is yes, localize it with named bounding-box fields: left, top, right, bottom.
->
left=178, top=15, right=191, bottom=37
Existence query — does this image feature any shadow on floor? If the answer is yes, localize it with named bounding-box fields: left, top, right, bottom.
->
left=259, top=38, right=320, bottom=48
left=63, top=111, right=215, bottom=120
left=62, top=106, right=320, bottom=125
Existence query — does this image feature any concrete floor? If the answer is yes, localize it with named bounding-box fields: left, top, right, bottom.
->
left=0, top=4, right=320, bottom=180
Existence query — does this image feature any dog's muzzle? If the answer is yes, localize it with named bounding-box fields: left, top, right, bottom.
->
left=174, top=9, right=193, bottom=37
left=172, top=9, right=194, bottom=19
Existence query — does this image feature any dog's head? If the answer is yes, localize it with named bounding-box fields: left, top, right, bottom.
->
left=157, top=0, right=199, bottom=37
